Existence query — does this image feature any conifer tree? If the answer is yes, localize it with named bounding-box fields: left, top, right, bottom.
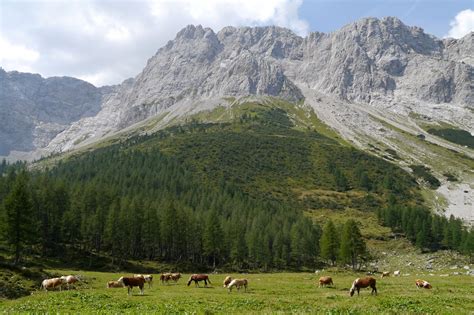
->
left=203, top=210, right=224, bottom=267
left=339, top=219, right=366, bottom=270
left=3, top=170, right=33, bottom=264
left=320, top=219, right=339, bottom=265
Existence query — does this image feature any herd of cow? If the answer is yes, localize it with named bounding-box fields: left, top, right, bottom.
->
left=39, top=270, right=433, bottom=297
left=317, top=270, right=433, bottom=297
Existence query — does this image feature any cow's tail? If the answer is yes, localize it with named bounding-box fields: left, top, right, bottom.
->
left=207, top=277, right=211, bottom=284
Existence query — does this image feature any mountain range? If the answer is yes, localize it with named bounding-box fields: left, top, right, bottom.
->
left=1, top=16, right=472, bottom=223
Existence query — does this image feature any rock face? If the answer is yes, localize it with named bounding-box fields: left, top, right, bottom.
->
left=0, top=69, right=103, bottom=155
left=1, top=17, right=473, bottom=156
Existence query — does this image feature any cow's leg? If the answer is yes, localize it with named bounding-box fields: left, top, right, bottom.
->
left=204, top=279, right=208, bottom=287
left=357, top=287, right=360, bottom=296
left=140, top=285, right=144, bottom=295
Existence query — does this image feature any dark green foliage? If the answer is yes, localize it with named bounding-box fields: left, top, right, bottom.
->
left=320, top=220, right=339, bottom=265
left=377, top=204, right=473, bottom=253
left=0, top=105, right=468, bottom=268
left=443, top=172, right=458, bottom=182
left=3, top=170, right=34, bottom=264
left=338, top=219, right=366, bottom=270
left=409, top=165, right=441, bottom=189
left=427, top=128, right=474, bottom=148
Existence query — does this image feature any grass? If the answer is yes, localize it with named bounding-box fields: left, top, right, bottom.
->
left=1, top=270, right=473, bottom=314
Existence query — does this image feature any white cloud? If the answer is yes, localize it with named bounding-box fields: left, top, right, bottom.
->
left=0, top=36, right=40, bottom=72
left=1, top=0, right=308, bottom=86
left=446, top=9, right=474, bottom=39
left=149, top=0, right=308, bottom=35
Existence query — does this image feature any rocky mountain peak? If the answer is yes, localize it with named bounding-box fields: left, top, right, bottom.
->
left=2, top=17, right=473, bottom=159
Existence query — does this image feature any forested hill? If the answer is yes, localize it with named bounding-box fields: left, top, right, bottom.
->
left=0, top=101, right=472, bottom=270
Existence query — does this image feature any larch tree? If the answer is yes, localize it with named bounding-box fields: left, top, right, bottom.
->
left=339, top=219, right=366, bottom=270
left=320, top=219, right=339, bottom=266
left=3, top=170, right=33, bottom=264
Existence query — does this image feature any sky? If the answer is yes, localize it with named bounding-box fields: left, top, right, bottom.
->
left=1, top=0, right=473, bottom=87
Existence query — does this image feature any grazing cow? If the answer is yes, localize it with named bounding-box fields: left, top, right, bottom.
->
left=107, top=281, right=124, bottom=288
left=415, top=279, right=432, bottom=289
left=187, top=274, right=211, bottom=287
left=227, top=279, right=248, bottom=292
left=160, top=273, right=172, bottom=284
left=381, top=272, right=390, bottom=278
left=349, top=277, right=377, bottom=297
left=170, top=273, right=181, bottom=283
left=60, top=275, right=79, bottom=290
left=118, top=276, right=145, bottom=295
left=318, top=276, right=333, bottom=288
left=393, top=270, right=401, bottom=277
left=40, top=277, right=66, bottom=291
left=223, top=276, right=232, bottom=288
left=134, top=274, right=153, bottom=288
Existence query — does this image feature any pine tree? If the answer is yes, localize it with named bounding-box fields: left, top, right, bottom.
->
left=460, top=231, right=474, bottom=262
left=320, top=220, right=339, bottom=266
left=3, top=170, right=33, bottom=264
left=203, top=210, right=224, bottom=268
left=339, top=219, right=366, bottom=270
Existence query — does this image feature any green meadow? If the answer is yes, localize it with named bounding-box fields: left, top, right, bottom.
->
left=1, top=271, right=473, bottom=314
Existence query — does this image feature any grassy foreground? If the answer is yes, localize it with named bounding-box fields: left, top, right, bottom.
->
left=1, top=270, right=473, bottom=314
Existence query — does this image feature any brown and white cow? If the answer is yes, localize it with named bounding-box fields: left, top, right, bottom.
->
left=160, top=273, right=172, bottom=284
left=318, top=276, right=333, bottom=287
left=381, top=271, right=390, bottom=278
left=134, top=274, right=153, bottom=288
left=187, top=274, right=211, bottom=287
left=227, top=279, right=248, bottom=292
left=40, top=277, right=66, bottom=291
left=349, top=277, right=377, bottom=296
left=107, top=280, right=124, bottom=288
left=118, top=276, right=145, bottom=295
left=170, top=273, right=181, bottom=283
left=60, top=275, right=79, bottom=290
left=415, top=279, right=432, bottom=289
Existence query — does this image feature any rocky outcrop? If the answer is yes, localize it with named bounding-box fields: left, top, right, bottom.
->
left=2, top=17, right=473, bottom=156
left=0, top=69, right=103, bottom=155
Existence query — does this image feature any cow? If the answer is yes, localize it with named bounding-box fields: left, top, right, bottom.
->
left=381, top=272, right=390, bottom=278
left=227, top=279, right=248, bottom=293
left=223, top=276, right=232, bottom=288
left=349, top=277, right=377, bottom=297
left=168, top=273, right=181, bottom=283
left=118, top=276, right=145, bottom=295
left=318, top=276, right=333, bottom=288
left=40, top=277, right=66, bottom=291
left=393, top=270, right=401, bottom=277
left=160, top=273, right=172, bottom=284
left=60, top=275, right=79, bottom=290
left=107, top=280, right=124, bottom=288
left=134, top=274, right=153, bottom=288
left=187, top=274, right=211, bottom=287
left=415, top=279, right=432, bottom=289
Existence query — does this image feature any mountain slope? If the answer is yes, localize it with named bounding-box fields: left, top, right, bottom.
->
left=2, top=17, right=473, bottom=223
left=44, top=18, right=472, bottom=155
left=0, top=68, right=105, bottom=156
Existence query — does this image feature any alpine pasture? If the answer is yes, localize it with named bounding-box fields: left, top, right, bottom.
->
left=1, top=270, right=473, bottom=314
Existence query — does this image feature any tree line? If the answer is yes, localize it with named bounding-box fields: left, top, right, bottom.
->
left=377, top=203, right=473, bottom=257
left=0, top=152, right=326, bottom=270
